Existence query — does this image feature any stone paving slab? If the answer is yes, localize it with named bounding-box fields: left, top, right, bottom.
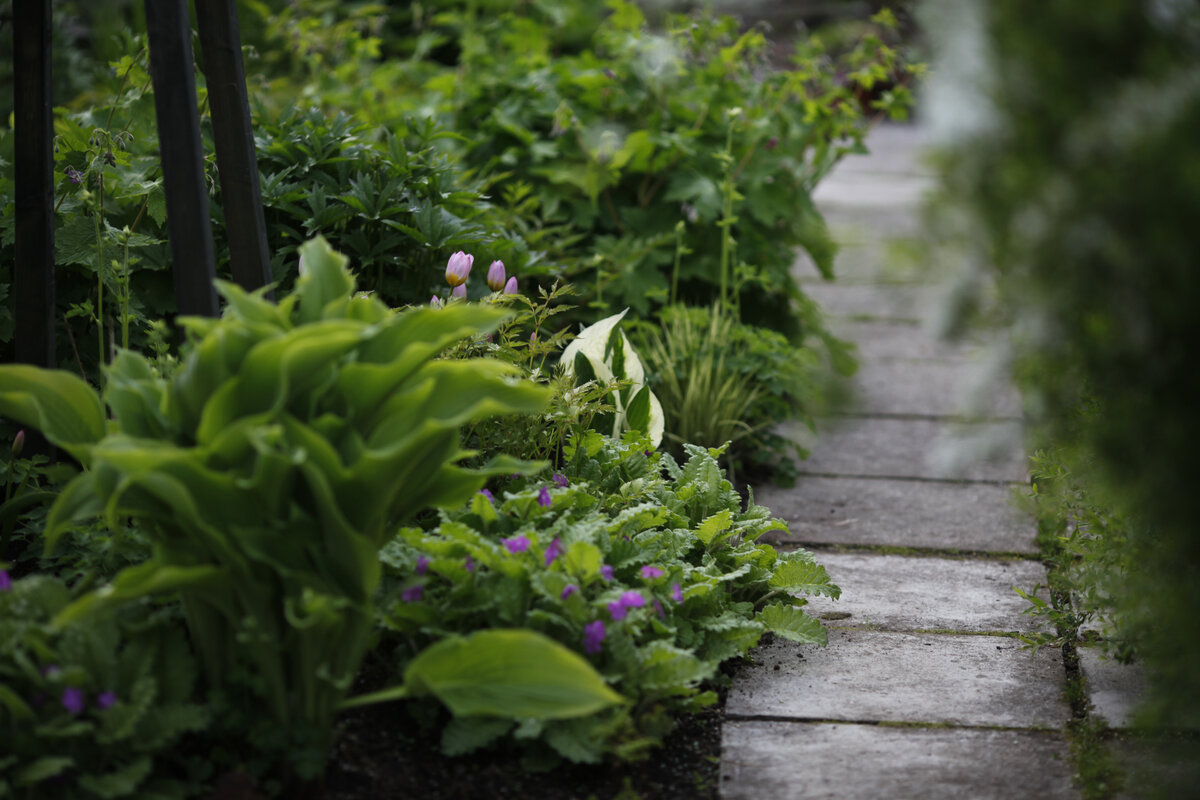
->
left=794, top=241, right=932, bottom=284
left=813, top=172, right=937, bottom=210
left=839, top=357, right=1022, bottom=419
left=826, top=319, right=994, bottom=361
left=726, top=630, right=1069, bottom=728
left=1078, top=648, right=1147, bottom=729
left=721, top=722, right=1078, bottom=800
left=787, top=417, right=1028, bottom=483
left=756, top=475, right=1037, bottom=553
left=799, top=281, right=940, bottom=321
left=800, top=552, right=1048, bottom=633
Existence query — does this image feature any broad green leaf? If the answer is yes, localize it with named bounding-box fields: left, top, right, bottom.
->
left=15, top=757, right=74, bottom=786
left=54, top=563, right=224, bottom=626
left=757, top=604, right=828, bottom=645
left=295, top=236, right=355, bottom=323
left=404, top=629, right=625, bottom=719
left=77, top=756, right=153, bottom=799
left=0, top=366, right=106, bottom=461
left=440, top=717, right=515, bottom=757
left=768, top=560, right=840, bottom=598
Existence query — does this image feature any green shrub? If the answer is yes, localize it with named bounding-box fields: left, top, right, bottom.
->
left=0, top=237, right=551, bottom=781
left=378, top=431, right=839, bottom=763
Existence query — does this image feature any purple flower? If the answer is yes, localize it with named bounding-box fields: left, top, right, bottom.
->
left=643, top=450, right=653, bottom=457
left=537, top=486, right=552, bottom=508
left=96, top=691, right=117, bottom=710
left=600, top=564, right=614, bottom=582
left=445, top=251, right=473, bottom=287
left=584, top=620, right=606, bottom=654
left=12, top=430, right=24, bottom=458
left=401, top=585, right=424, bottom=603
left=479, top=488, right=495, bottom=502
left=765, top=136, right=779, bottom=151
left=430, top=295, right=441, bottom=308
left=608, top=590, right=646, bottom=620
left=61, top=687, right=85, bottom=715
left=544, top=537, right=564, bottom=567
left=65, top=166, right=83, bottom=184
left=552, top=473, right=569, bottom=488
left=503, top=535, right=530, bottom=554
left=487, top=260, right=507, bottom=291
left=0, top=570, right=11, bottom=592
left=653, top=598, right=665, bottom=619
left=416, top=555, right=430, bottom=575
left=672, top=582, right=684, bottom=603
left=465, top=556, right=476, bottom=573
left=561, top=584, right=579, bottom=600
left=529, top=330, right=538, bottom=342
left=640, top=565, right=664, bottom=580
left=452, top=283, right=467, bottom=299
left=503, top=276, right=518, bottom=295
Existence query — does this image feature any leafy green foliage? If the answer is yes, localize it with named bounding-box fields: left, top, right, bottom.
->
left=0, top=574, right=209, bottom=799
left=631, top=303, right=840, bottom=484
left=0, top=237, right=550, bottom=781
left=377, top=431, right=838, bottom=762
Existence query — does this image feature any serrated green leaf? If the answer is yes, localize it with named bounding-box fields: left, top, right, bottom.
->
left=695, top=509, right=733, bottom=546
left=768, top=560, right=840, bottom=598
left=757, top=603, right=828, bottom=645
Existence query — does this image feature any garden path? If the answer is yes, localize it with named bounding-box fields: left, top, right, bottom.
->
left=718, top=124, right=1081, bottom=799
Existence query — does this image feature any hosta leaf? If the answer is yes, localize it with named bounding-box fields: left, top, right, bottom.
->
left=0, top=366, right=106, bottom=461
left=757, top=604, right=828, bottom=645
left=404, top=629, right=624, bottom=719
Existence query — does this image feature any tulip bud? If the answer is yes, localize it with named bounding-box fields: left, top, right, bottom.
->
left=11, top=430, right=24, bottom=458
left=486, top=260, right=506, bottom=292
left=430, top=295, right=441, bottom=308
left=452, top=283, right=467, bottom=299
left=445, top=251, right=473, bottom=287
left=503, top=276, right=518, bottom=295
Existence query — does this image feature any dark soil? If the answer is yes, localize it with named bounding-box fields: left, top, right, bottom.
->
left=322, top=697, right=725, bottom=800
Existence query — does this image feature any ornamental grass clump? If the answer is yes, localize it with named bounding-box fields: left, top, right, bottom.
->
left=0, top=237, right=554, bottom=781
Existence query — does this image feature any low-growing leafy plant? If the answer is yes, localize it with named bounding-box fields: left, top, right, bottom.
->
left=377, top=431, right=839, bottom=764
left=0, top=237, right=555, bottom=782
left=0, top=573, right=210, bottom=800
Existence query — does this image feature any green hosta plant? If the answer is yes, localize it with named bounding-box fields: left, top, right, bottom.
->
left=378, top=431, right=838, bottom=763
left=0, top=237, right=552, bottom=779
left=561, top=309, right=665, bottom=448
left=0, top=574, right=209, bottom=800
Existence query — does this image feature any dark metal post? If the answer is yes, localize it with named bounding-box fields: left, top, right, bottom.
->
left=13, top=0, right=56, bottom=368
left=144, top=0, right=219, bottom=317
left=196, top=0, right=273, bottom=295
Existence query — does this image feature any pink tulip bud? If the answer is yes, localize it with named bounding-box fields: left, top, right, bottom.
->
left=503, top=276, right=518, bottom=295
left=445, top=251, right=473, bottom=287
left=430, top=295, right=441, bottom=308
left=12, top=430, right=25, bottom=458
left=486, top=260, right=506, bottom=291
left=452, top=283, right=467, bottom=299
left=297, top=254, right=306, bottom=276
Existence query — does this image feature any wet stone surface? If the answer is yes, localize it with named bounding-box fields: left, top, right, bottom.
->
left=786, top=417, right=1028, bottom=484
left=756, top=475, right=1037, bottom=553
left=798, top=551, right=1049, bottom=633
left=726, top=630, right=1070, bottom=729
left=721, top=722, right=1078, bottom=800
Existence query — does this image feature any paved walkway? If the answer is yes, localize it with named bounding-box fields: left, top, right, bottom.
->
left=718, top=125, right=1080, bottom=799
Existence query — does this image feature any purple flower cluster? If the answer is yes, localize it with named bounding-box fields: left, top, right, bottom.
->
left=416, top=554, right=430, bottom=575
left=600, top=564, right=614, bottom=582
left=537, top=486, right=552, bottom=508
left=639, top=565, right=664, bottom=580
left=583, top=620, right=606, bottom=654
left=503, top=535, right=530, bottom=554
left=0, top=570, right=11, bottom=592
left=607, top=591, right=646, bottom=621
left=544, top=537, right=564, bottom=567
left=561, top=584, right=579, bottom=600
left=401, top=585, right=424, bottom=603
left=552, top=473, right=569, bottom=488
